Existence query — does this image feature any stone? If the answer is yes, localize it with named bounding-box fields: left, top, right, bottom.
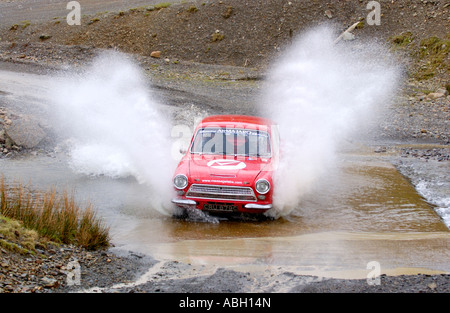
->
left=5, top=117, right=46, bottom=149
left=150, top=50, right=161, bottom=58
left=41, top=276, right=59, bottom=288
left=427, top=92, right=445, bottom=100
left=325, top=10, right=333, bottom=18
left=342, top=31, right=355, bottom=41
left=39, top=34, right=52, bottom=40
left=435, top=87, right=448, bottom=96
left=0, top=129, right=5, bottom=144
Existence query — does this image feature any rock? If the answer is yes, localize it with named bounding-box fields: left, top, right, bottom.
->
left=150, top=51, right=161, bottom=58
left=39, top=34, right=52, bottom=41
left=427, top=92, right=445, bottom=100
left=0, top=129, right=5, bottom=144
left=342, top=32, right=355, bottom=41
left=5, top=117, right=46, bottom=149
left=41, top=276, right=59, bottom=288
left=435, top=87, right=448, bottom=96
left=4, top=136, right=13, bottom=149
left=325, top=10, right=333, bottom=18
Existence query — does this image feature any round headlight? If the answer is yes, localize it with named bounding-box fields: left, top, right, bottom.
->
left=255, top=179, right=270, bottom=194
left=173, top=174, right=188, bottom=190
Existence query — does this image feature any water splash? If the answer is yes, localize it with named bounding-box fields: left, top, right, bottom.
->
left=262, top=26, right=401, bottom=216
left=50, top=51, right=175, bottom=215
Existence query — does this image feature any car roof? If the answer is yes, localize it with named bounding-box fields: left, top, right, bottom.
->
left=198, top=115, right=274, bottom=130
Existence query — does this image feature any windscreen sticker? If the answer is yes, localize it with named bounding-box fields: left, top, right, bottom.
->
left=199, top=128, right=268, bottom=137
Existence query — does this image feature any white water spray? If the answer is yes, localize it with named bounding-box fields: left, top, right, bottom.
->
left=262, top=26, right=401, bottom=216
left=50, top=51, right=175, bottom=215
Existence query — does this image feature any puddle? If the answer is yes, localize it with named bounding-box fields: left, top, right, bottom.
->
left=3, top=149, right=447, bottom=278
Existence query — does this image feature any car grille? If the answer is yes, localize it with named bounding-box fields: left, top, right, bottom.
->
left=186, top=184, right=257, bottom=201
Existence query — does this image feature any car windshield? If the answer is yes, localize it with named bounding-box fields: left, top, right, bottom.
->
left=191, top=127, right=271, bottom=157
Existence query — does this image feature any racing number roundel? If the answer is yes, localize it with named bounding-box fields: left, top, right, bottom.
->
left=207, top=160, right=246, bottom=170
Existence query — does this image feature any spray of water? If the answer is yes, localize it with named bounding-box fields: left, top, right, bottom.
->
left=262, top=26, right=401, bottom=216
left=50, top=51, right=175, bottom=215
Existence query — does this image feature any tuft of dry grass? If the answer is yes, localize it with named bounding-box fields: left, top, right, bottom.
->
left=0, top=177, right=109, bottom=250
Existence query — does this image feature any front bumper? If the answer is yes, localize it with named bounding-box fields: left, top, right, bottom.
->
left=172, top=198, right=272, bottom=213
left=244, top=203, right=273, bottom=210
left=171, top=198, right=197, bottom=208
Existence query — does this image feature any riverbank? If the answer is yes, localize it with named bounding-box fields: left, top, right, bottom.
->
left=2, top=240, right=449, bottom=293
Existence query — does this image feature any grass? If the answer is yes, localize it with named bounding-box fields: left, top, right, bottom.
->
left=0, top=177, right=109, bottom=251
left=153, top=2, right=172, bottom=9
left=21, top=21, right=31, bottom=29
left=389, top=32, right=449, bottom=81
left=414, top=35, right=450, bottom=80
left=187, top=5, right=198, bottom=13
left=0, top=215, right=38, bottom=254
left=211, top=32, right=225, bottom=42
left=390, top=31, right=414, bottom=48
left=146, top=2, right=172, bottom=11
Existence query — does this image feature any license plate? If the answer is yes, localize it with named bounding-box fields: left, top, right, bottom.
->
left=203, top=203, right=237, bottom=212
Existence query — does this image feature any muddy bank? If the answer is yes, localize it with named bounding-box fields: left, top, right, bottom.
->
left=4, top=239, right=446, bottom=293
left=0, top=242, right=154, bottom=293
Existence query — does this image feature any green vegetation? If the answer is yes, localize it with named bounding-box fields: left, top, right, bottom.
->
left=390, top=31, right=415, bottom=48
left=88, top=17, right=100, bottom=25
left=39, top=34, right=52, bottom=40
left=0, top=215, right=38, bottom=254
left=0, top=177, right=109, bottom=251
left=9, top=20, right=31, bottom=31
left=187, top=5, right=198, bottom=13
left=154, top=2, right=172, bottom=9
left=21, top=21, right=31, bottom=29
left=389, top=32, right=449, bottom=80
left=222, top=6, right=233, bottom=19
left=146, top=2, right=172, bottom=11
left=355, top=21, right=364, bottom=29
left=211, top=32, right=225, bottom=42
left=415, top=35, right=450, bottom=80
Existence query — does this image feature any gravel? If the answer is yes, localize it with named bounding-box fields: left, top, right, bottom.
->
left=5, top=239, right=446, bottom=294
left=0, top=242, right=155, bottom=293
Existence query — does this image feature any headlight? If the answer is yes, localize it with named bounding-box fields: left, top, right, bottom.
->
left=173, top=174, right=188, bottom=190
left=255, top=179, right=270, bottom=194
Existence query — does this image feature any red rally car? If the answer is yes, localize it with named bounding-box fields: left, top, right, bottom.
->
left=172, top=115, right=279, bottom=215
